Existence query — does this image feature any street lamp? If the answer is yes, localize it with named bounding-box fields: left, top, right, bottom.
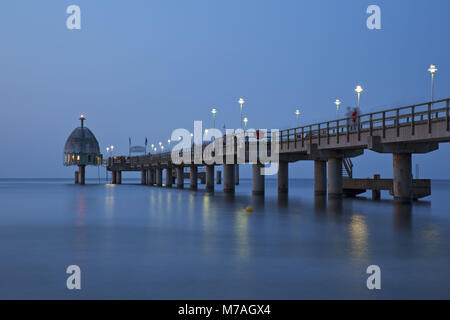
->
left=334, top=99, right=341, bottom=119
left=243, top=117, right=248, bottom=129
left=238, top=98, right=245, bottom=129
left=355, top=86, right=363, bottom=109
left=428, top=64, right=438, bottom=101
left=110, top=145, right=114, bottom=156
left=295, top=109, right=300, bottom=126
left=168, top=139, right=171, bottom=145
left=211, top=108, right=217, bottom=128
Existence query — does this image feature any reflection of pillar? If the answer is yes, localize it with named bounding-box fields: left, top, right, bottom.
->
left=166, top=167, right=173, bottom=187
left=190, top=166, right=198, bottom=190
left=278, top=161, right=288, bottom=194
left=75, top=171, right=79, bottom=184
left=216, top=170, right=222, bottom=184
left=314, top=160, right=327, bottom=195
left=156, top=168, right=162, bottom=186
left=252, top=164, right=265, bottom=195
left=372, top=174, right=381, bottom=200
left=112, top=171, right=117, bottom=184
left=223, top=164, right=235, bottom=193
left=176, top=166, right=184, bottom=189
left=116, top=171, right=122, bottom=184
left=393, top=153, right=412, bottom=203
left=393, top=202, right=412, bottom=230
left=206, top=165, right=214, bottom=192
left=141, top=170, right=146, bottom=185
left=235, top=164, right=240, bottom=185
left=328, top=158, right=342, bottom=199
left=78, top=165, right=85, bottom=185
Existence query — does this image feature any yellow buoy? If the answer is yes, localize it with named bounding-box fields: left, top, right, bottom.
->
left=245, top=206, right=254, bottom=213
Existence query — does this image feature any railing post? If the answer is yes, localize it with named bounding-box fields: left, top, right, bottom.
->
left=294, top=128, right=297, bottom=148
left=396, top=109, right=400, bottom=137
left=428, top=103, right=432, bottom=134
left=447, top=99, right=450, bottom=132
left=280, top=131, right=283, bottom=150
left=301, top=127, right=304, bottom=148
left=411, top=105, right=415, bottom=136
left=327, top=121, right=330, bottom=144
left=287, top=129, right=290, bottom=150
left=346, top=118, right=349, bottom=143
left=336, top=120, right=339, bottom=144
left=309, top=125, right=312, bottom=146
left=369, top=114, right=373, bottom=136
left=357, top=115, right=361, bottom=141
left=318, top=124, right=321, bottom=146
left=382, top=111, right=386, bottom=139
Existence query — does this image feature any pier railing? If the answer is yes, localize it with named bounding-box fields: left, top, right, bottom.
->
left=279, top=98, right=450, bottom=149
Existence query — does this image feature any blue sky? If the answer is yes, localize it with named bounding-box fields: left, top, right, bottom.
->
left=0, top=0, right=449, bottom=179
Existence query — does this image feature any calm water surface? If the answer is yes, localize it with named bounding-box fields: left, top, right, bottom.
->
left=1, top=178, right=450, bottom=299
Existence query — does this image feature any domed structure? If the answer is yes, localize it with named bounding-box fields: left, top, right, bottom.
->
left=63, top=115, right=103, bottom=184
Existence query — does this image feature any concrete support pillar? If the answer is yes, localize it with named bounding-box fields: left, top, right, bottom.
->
left=328, top=158, right=343, bottom=199
left=372, top=174, right=381, bottom=200
left=216, top=170, right=222, bottom=184
left=165, top=167, right=173, bottom=187
left=252, top=164, right=265, bottom=195
left=223, top=164, right=235, bottom=193
left=278, top=161, right=289, bottom=194
left=78, top=165, right=85, bottom=185
left=141, top=170, right=146, bottom=185
left=74, top=171, right=79, bottom=184
left=190, top=166, right=198, bottom=190
left=156, top=168, right=162, bottom=186
left=314, top=160, right=327, bottom=195
left=393, top=153, right=412, bottom=203
left=112, top=171, right=117, bottom=184
left=235, top=164, right=240, bottom=185
left=146, top=168, right=155, bottom=186
left=176, top=167, right=184, bottom=189
left=116, top=171, right=122, bottom=184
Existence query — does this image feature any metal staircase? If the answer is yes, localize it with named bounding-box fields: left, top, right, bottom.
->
left=342, top=158, right=353, bottom=178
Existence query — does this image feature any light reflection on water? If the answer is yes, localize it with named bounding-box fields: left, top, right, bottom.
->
left=0, top=178, right=450, bottom=299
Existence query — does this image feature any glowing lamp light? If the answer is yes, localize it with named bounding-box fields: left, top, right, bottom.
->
left=355, top=86, right=363, bottom=94
left=428, top=64, right=438, bottom=74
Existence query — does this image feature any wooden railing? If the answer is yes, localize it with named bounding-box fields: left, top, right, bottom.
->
left=279, top=98, right=450, bottom=149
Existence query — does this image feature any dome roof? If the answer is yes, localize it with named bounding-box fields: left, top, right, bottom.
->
left=64, top=126, right=100, bottom=155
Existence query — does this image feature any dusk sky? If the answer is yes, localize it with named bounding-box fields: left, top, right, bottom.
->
left=0, top=0, right=449, bottom=179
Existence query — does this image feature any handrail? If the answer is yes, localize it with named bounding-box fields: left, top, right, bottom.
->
left=109, top=98, right=449, bottom=164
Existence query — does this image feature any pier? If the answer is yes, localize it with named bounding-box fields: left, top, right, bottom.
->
left=107, top=98, right=450, bottom=203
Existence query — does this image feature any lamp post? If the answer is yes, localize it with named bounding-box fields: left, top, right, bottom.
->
left=334, top=99, right=341, bottom=119
left=211, top=108, right=217, bottom=128
left=428, top=64, right=438, bottom=101
left=355, top=86, right=363, bottom=109
left=168, top=139, right=171, bottom=146
left=243, top=117, right=248, bottom=130
left=295, top=109, right=300, bottom=127
left=105, top=147, right=110, bottom=182
left=238, top=98, right=245, bottom=129
left=110, top=145, right=114, bottom=156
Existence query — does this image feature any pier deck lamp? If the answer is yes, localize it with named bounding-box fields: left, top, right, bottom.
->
left=238, top=98, right=245, bottom=129
left=428, top=64, right=438, bottom=101
left=295, top=109, right=300, bottom=126
left=211, top=108, right=217, bottom=128
left=334, top=99, right=341, bottom=119
left=355, top=86, right=363, bottom=108
left=243, top=117, right=248, bottom=129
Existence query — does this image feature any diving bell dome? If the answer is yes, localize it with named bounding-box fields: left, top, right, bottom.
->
left=63, top=115, right=103, bottom=166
